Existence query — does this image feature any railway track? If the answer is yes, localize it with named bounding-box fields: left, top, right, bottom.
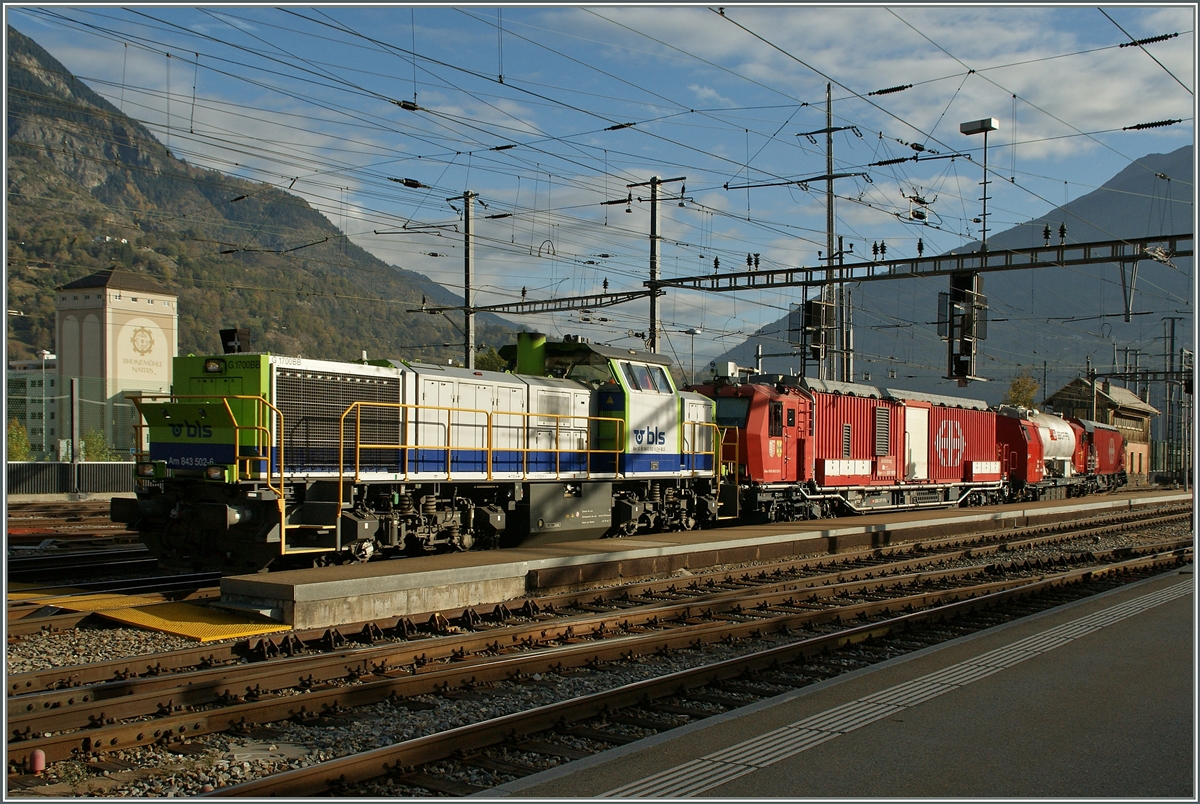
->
left=223, top=557, right=1189, bottom=798
left=6, top=548, right=157, bottom=584
left=5, top=506, right=1191, bottom=794
left=6, top=501, right=133, bottom=545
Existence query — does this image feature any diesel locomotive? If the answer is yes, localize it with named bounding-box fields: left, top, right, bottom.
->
left=112, top=335, right=1126, bottom=573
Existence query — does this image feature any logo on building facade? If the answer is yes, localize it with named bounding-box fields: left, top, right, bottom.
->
left=130, top=326, right=155, bottom=355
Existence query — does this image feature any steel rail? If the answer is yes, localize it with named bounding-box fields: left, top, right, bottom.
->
left=10, top=522, right=1187, bottom=731
left=7, top=507, right=1187, bottom=695
left=206, top=549, right=1192, bottom=797
left=8, top=543, right=1189, bottom=768
left=5, top=547, right=1119, bottom=735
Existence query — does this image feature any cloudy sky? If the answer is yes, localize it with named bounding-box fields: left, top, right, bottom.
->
left=7, top=5, right=1195, bottom=370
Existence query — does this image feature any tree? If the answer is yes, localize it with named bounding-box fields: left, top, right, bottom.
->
left=79, top=428, right=121, bottom=461
left=7, top=418, right=31, bottom=461
left=1001, top=371, right=1039, bottom=408
left=474, top=347, right=508, bottom=372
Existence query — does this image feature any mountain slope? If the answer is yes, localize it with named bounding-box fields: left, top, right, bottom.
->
left=6, top=25, right=516, bottom=363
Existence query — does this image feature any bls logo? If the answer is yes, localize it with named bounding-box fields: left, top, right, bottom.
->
left=633, top=426, right=667, bottom=446
left=170, top=420, right=213, bottom=439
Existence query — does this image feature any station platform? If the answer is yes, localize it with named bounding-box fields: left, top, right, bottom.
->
left=492, top=565, right=1195, bottom=798
left=221, top=490, right=1190, bottom=631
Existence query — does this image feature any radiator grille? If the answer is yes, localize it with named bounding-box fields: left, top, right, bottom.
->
left=842, top=423, right=852, bottom=458
left=275, top=369, right=402, bottom=470
left=874, top=407, right=891, bottom=456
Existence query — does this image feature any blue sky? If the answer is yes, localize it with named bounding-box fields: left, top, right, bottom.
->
left=7, top=5, right=1195, bottom=370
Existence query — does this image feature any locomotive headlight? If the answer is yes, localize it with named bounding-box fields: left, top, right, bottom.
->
left=204, top=358, right=225, bottom=374
left=136, top=462, right=157, bottom=478
left=205, top=465, right=229, bottom=481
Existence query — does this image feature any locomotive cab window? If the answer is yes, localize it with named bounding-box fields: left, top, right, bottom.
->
left=544, top=351, right=613, bottom=383
left=715, top=397, right=750, bottom=427
left=786, top=408, right=796, bottom=428
left=547, top=352, right=615, bottom=387
left=769, top=401, right=783, bottom=437
left=648, top=365, right=673, bottom=394
left=620, top=361, right=659, bottom=393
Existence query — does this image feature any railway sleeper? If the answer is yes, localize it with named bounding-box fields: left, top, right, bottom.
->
left=396, top=771, right=490, bottom=796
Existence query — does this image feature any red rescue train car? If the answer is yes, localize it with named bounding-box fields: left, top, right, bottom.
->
left=695, top=375, right=1126, bottom=524
left=696, top=375, right=1007, bottom=523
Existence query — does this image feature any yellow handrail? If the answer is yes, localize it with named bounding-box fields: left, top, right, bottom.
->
left=716, top=425, right=741, bottom=520
left=336, top=401, right=628, bottom=484
left=127, top=392, right=285, bottom=499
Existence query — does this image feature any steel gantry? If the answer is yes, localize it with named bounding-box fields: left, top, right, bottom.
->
left=408, top=233, right=1190, bottom=373
left=642, top=233, right=1192, bottom=293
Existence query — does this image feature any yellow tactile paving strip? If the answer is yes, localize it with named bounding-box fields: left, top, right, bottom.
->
left=6, top=583, right=92, bottom=601
left=7, top=587, right=287, bottom=642
left=33, top=592, right=166, bottom=611
left=98, top=602, right=288, bottom=643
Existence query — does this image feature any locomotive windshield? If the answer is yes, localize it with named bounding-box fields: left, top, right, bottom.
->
left=715, top=396, right=751, bottom=426
left=545, top=351, right=615, bottom=388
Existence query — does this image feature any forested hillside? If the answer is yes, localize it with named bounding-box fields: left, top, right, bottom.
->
left=6, top=26, right=515, bottom=364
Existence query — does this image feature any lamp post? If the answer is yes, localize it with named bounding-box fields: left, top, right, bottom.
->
left=945, top=117, right=997, bottom=387
left=959, top=117, right=998, bottom=250
left=684, top=328, right=702, bottom=384
left=37, top=349, right=51, bottom=459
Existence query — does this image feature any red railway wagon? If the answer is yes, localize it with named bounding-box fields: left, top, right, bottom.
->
left=696, top=376, right=1006, bottom=522
left=806, top=379, right=902, bottom=488
left=708, top=380, right=808, bottom=485
left=1071, top=418, right=1126, bottom=482
left=919, top=393, right=1002, bottom=484
left=996, top=408, right=1047, bottom=489
left=996, top=407, right=1127, bottom=499
left=804, top=382, right=1002, bottom=495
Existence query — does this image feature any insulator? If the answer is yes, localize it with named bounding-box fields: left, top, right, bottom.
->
left=1122, top=119, right=1181, bottom=131
left=1119, top=32, right=1178, bottom=47
left=869, top=83, right=913, bottom=96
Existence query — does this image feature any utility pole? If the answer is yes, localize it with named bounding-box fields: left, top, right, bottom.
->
left=1087, top=355, right=1097, bottom=422
left=628, top=175, right=685, bottom=353
left=825, top=84, right=836, bottom=382
left=457, top=191, right=478, bottom=368
left=723, top=92, right=867, bottom=380
left=1163, top=316, right=1183, bottom=475
left=1182, top=348, right=1193, bottom=489
left=794, top=85, right=863, bottom=381
left=70, top=377, right=80, bottom=497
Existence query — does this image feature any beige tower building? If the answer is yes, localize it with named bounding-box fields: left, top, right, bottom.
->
left=55, top=268, right=178, bottom=455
